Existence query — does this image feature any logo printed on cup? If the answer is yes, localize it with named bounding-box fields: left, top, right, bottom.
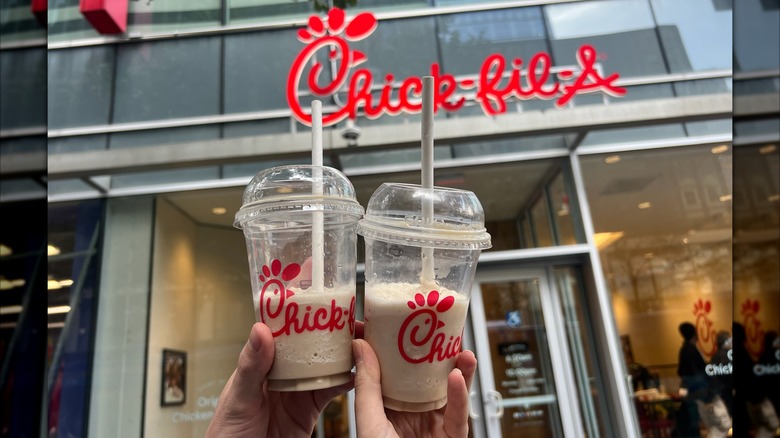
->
left=398, top=290, right=462, bottom=364
left=259, top=259, right=356, bottom=337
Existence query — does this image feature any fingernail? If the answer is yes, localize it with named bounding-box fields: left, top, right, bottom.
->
left=453, top=368, right=463, bottom=378
left=249, top=324, right=262, bottom=352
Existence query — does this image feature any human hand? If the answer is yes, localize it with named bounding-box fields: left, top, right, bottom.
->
left=352, top=339, right=477, bottom=438
left=206, top=323, right=353, bottom=438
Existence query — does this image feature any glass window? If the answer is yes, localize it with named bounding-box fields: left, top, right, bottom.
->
left=685, top=119, right=732, bottom=137
left=437, top=8, right=547, bottom=76
left=48, top=0, right=102, bottom=41
left=581, top=145, right=732, bottom=437
left=649, top=0, right=732, bottom=72
left=521, top=215, right=534, bottom=248
left=48, top=179, right=101, bottom=197
left=113, top=38, right=220, bottom=123
left=549, top=171, right=580, bottom=245
left=580, top=123, right=687, bottom=147
left=340, top=145, right=451, bottom=169
left=224, top=29, right=320, bottom=113
left=228, top=0, right=312, bottom=25
left=673, top=79, right=731, bottom=97
left=0, top=0, right=46, bottom=43
left=48, top=46, right=115, bottom=129
left=48, top=135, right=108, bottom=154
left=126, top=0, right=222, bottom=34
left=545, top=0, right=668, bottom=78
left=109, top=126, right=220, bottom=149
left=0, top=48, right=46, bottom=131
left=452, top=135, right=566, bottom=159
left=222, top=118, right=291, bottom=139
left=734, top=0, right=780, bottom=71
left=530, top=194, right=554, bottom=247
left=110, top=166, right=220, bottom=188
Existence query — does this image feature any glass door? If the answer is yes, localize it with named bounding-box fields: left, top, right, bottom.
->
left=469, top=268, right=589, bottom=437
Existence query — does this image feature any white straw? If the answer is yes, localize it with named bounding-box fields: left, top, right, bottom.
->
left=421, top=77, right=435, bottom=287
left=312, top=100, right=325, bottom=292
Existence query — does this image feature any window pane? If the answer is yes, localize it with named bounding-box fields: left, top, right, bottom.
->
left=48, top=0, right=101, bottom=41
left=111, top=166, right=220, bottom=188
left=673, top=79, right=731, bottom=97
left=549, top=172, right=579, bottom=245
left=126, top=0, right=221, bottom=34
left=437, top=8, right=547, bottom=76
left=0, top=0, right=46, bottom=42
left=452, top=135, right=566, bottom=159
left=0, top=48, right=46, bottom=130
left=48, top=46, right=115, bottom=129
left=48, top=135, right=108, bottom=154
left=531, top=194, right=554, bottom=247
left=545, top=0, right=668, bottom=78
left=228, top=0, right=312, bottom=25
left=224, top=29, right=318, bottom=113
left=222, top=119, right=291, bottom=138
left=581, top=145, right=732, bottom=438
left=734, top=0, right=780, bottom=71
left=580, top=124, right=687, bottom=147
left=113, top=38, right=220, bottom=123
left=109, top=126, right=220, bottom=149
left=649, top=0, right=732, bottom=72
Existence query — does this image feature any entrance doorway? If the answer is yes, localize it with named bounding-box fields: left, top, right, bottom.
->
left=467, top=265, right=613, bottom=438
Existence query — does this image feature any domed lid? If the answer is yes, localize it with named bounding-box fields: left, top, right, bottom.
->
left=357, top=183, right=491, bottom=250
left=234, top=165, right=363, bottom=228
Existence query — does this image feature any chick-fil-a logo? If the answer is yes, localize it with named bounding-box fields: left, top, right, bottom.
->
left=693, top=298, right=717, bottom=357
left=287, top=8, right=626, bottom=127
left=741, top=299, right=765, bottom=360
left=398, top=290, right=462, bottom=364
left=259, top=259, right=356, bottom=337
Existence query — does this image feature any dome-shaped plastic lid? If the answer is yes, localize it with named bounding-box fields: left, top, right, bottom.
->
left=234, top=165, right=363, bottom=228
left=357, top=183, right=492, bottom=250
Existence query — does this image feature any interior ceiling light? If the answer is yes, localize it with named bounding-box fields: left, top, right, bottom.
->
left=759, top=145, right=777, bottom=154
left=59, top=279, right=74, bottom=287
left=604, top=155, right=621, bottom=164
left=769, top=194, right=780, bottom=202
left=47, top=245, right=61, bottom=256
left=719, top=195, right=732, bottom=202
left=711, top=145, right=729, bottom=154
left=593, top=231, right=624, bottom=250
left=211, top=207, right=227, bottom=215
left=48, top=280, right=62, bottom=290
left=48, top=305, right=71, bottom=315
left=277, top=187, right=294, bottom=194
left=638, top=202, right=652, bottom=209
left=0, top=244, right=11, bottom=256
left=0, top=278, right=25, bottom=290
left=0, top=305, right=23, bottom=315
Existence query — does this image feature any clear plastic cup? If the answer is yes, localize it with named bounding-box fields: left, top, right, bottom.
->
left=234, top=165, right=364, bottom=391
left=357, top=182, right=491, bottom=411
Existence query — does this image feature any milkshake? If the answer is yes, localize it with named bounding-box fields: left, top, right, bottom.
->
left=365, top=283, right=468, bottom=411
left=358, top=183, right=491, bottom=411
left=235, top=165, right=363, bottom=391
left=259, top=288, right=356, bottom=391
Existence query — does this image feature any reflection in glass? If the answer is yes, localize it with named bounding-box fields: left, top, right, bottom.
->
left=649, top=0, right=732, bottom=72
left=581, top=145, right=733, bottom=437
left=545, top=0, right=667, bottom=78
left=480, top=280, right=564, bottom=437
left=531, top=195, right=554, bottom=248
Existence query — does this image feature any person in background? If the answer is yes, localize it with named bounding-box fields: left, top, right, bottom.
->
left=710, top=331, right=733, bottom=416
left=674, top=322, right=707, bottom=438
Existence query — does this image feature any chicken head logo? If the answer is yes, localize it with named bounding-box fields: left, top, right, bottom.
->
left=693, top=298, right=717, bottom=357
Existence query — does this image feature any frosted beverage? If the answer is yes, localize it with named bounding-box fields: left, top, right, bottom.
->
left=235, top=166, right=363, bottom=391
left=358, top=183, right=491, bottom=411
left=365, top=283, right=468, bottom=410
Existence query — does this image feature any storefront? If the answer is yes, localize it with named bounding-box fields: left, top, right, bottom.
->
left=1, top=0, right=778, bottom=437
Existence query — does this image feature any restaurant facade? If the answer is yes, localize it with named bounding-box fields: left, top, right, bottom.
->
left=1, top=0, right=778, bottom=437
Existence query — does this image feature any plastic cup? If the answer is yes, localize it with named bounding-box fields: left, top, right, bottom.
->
left=234, top=165, right=364, bottom=391
left=357, top=182, right=491, bottom=411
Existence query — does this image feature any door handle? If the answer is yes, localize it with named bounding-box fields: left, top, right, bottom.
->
left=469, top=390, right=480, bottom=420
left=486, top=390, right=504, bottom=418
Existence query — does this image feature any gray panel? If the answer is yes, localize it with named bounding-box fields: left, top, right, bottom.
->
left=113, top=37, right=220, bottom=123
left=48, top=46, right=115, bottom=129
left=0, top=48, right=46, bottom=130
left=109, top=126, right=220, bottom=149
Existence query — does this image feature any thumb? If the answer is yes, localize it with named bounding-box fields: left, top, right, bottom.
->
left=352, top=340, right=388, bottom=430
left=229, top=323, right=274, bottom=402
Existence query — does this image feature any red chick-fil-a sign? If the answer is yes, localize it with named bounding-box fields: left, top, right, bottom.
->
left=287, top=8, right=627, bottom=127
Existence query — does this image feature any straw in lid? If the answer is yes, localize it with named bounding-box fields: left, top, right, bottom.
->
left=234, top=165, right=364, bottom=228
left=357, top=182, right=492, bottom=250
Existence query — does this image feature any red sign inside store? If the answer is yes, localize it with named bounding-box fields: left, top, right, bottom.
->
left=287, top=8, right=627, bottom=127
